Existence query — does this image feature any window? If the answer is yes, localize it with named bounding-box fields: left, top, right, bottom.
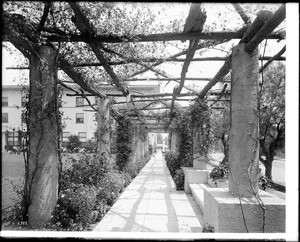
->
left=21, top=96, right=28, bottom=107
left=76, top=97, right=84, bottom=107
left=2, top=113, right=8, bottom=123
left=21, top=112, right=26, bottom=123
left=95, top=97, right=99, bottom=106
left=76, top=113, right=84, bottom=123
left=2, top=97, right=8, bottom=107
left=62, top=132, right=70, bottom=146
left=7, top=132, right=19, bottom=146
left=78, top=132, right=87, bottom=143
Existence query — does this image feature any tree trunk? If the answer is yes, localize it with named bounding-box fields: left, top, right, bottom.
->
left=221, top=132, right=229, bottom=167
left=264, top=159, right=273, bottom=181
left=27, top=45, right=59, bottom=229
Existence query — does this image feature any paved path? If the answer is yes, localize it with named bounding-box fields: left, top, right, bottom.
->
left=94, top=151, right=203, bottom=233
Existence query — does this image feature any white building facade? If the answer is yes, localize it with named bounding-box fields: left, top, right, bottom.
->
left=2, top=84, right=160, bottom=151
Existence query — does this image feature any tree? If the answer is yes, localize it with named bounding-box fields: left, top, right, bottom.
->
left=209, top=89, right=230, bottom=167
left=259, top=62, right=285, bottom=181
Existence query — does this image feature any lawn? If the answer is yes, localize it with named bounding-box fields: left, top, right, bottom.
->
left=2, top=152, right=25, bottom=210
left=1, top=152, right=86, bottom=210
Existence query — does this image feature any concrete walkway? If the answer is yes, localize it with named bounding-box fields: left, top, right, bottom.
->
left=94, top=151, right=204, bottom=233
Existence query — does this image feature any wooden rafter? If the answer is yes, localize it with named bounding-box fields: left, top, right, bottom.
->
left=245, top=4, right=286, bottom=53
left=259, top=45, right=286, bottom=73
left=69, top=2, right=146, bottom=123
left=3, top=12, right=107, bottom=99
left=168, top=3, right=207, bottom=126
left=44, top=30, right=284, bottom=43
left=100, top=46, right=171, bottom=78
left=69, top=2, right=129, bottom=95
left=5, top=56, right=285, bottom=70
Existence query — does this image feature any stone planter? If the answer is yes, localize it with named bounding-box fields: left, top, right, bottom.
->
left=208, top=178, right=229, bottom=188
left=193, top=155, right=207, bottom=169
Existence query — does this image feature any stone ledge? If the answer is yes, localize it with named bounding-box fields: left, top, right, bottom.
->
left=189, top=183, right=210, bottom=212
left=182, top=167, right=210, bottom=193
left=199, top=184, right=285, bottom=233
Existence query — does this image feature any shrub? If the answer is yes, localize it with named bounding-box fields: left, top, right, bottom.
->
left=209, top=164, right=229, bottom=181
left=258, top=175, right=271, bottom=190
left=67, top=135, right=81, bottom=152
left=116, top=116, right=133, bottom=171
left=165, top=151, right=180, bottom=177
left=82, top=139, right=97, bottom=153
left=49, top=184, right=99, bottom=230
left=97, top=171, right=125, bottom=206
left=50, top=153, right=116, bottom=230
left=173, top=168, right=184, bottom=190
left=59, top=153, right=111, bottom=190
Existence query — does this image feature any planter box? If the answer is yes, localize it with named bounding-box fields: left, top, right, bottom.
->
left=200, top=184, right=285, bottom=233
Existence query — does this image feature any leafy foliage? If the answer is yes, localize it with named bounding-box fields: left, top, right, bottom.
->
left=259, top=62, right=285, bottom=180
left=48, top=153, right=123, bottom=230
left=190, top=98, right=212, bottom=157
left=165, top=151, right=181, bottom=177
left=116, top=116, right=133, bottom=171
left=258, top=175, right=271, bottom=191
left=66, top=135, right=81, bottom=152
left=209, top=164, right=229, bottom=181
left=173, top=168, right=185, bottom=190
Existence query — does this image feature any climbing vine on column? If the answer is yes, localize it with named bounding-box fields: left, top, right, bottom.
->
left=115, top=115, right=133, bottom=171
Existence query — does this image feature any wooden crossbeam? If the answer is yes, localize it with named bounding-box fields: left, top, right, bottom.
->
left=259, top=45, right=286, bottom=73
left=45, top=30, right=284, bottom=43
left=245, top=4, right=286, bottom=53
left=3, top=12, right=107, bottom=99
left=168, top=3, right=207, bottom=127
left=69, top=2, right=129, bottom=95
left=198, top=55, right=232, bottom=99
left=5, top=56, right=285, bottom=70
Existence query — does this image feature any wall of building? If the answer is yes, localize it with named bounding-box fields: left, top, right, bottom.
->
left=2, top=84, right=161, bottom=151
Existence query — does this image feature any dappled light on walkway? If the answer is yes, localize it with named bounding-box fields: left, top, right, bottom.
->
left=94, top=151, right=203, bottom=232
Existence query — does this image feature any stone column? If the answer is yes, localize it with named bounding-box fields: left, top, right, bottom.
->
left=27, top=45, right=59, bottom=228
left=97, top=98, right=110, bottom=159
left=170, top=131, right=179, bottom=153
left=229, top=43, right=260, bottom=197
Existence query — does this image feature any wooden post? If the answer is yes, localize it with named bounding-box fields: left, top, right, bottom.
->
left=97, top=98, right=111, bottom=159
left=27, top=45, right=59, bottom=228
left=229, top=43, right=260, bottom=197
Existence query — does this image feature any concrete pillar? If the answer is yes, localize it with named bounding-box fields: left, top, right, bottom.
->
left=27, top=45, right=59, bottom=228
left=170, top=131, right=179, bottom=152
left=97, top=98, right=110, bottom=159
left=229, top=43, right=260, bottom=197
left=192, top=129, right=207, bottom=169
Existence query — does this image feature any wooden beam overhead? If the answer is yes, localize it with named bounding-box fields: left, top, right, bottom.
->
left=69, top=2, right=129, bottom=95
left=259, top=45, right=286, bottom=73
left=5, top=56, right=285, bottom=70
left=245, top=4, right=286, bottom=53
left=45, top=30, right=284, bottom=43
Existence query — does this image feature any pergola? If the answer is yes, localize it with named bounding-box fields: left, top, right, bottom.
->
left=3, top=2, right=285, bottom=130
left=3, top=2, right=287, bottom=230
